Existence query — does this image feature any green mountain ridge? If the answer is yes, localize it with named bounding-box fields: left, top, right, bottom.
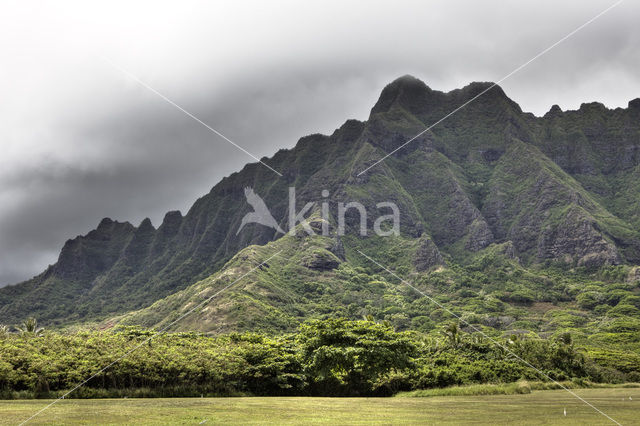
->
left=2, top=75, right=640, bottom=333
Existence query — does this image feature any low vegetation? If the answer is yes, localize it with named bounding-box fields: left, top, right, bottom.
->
left=396, top=380, right=640, bottom=397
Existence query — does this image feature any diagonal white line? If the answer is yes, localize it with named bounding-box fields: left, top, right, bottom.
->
left=18, top=249, right=283, bottom=426
left=358, top=0, right=625, bottom=176
left=99, top=55, right=283, bottom=177
left=356, top=249, right=622, bottom=425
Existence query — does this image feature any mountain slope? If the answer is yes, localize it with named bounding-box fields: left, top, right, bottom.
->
left=482, top=139, right=638, bottom=266
left=118, top=215, right=640, bottom=338
left=2, top=75, right=640, bottom=328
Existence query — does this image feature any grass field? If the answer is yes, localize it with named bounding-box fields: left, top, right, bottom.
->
left=1, top=388, right=637, bottom=425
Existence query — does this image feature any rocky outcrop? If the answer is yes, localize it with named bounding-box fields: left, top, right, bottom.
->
left=54, top=218, right=135, bottom=281
left=330, top=237, right=346, bottom=260
left=498, top=241, right=519, bottom=261
left=122, top=218, right=156, bottom=267
left=483, top=140, right=634, bottom=266
left=414, top=235, right=445, bottom=271
left=150, top=211, right=183, bottom=257
left=466, top=219, right=494, bottom=252
left=627, top=266, right=640, bottom=283
left=303, top=249, right=341, bottom=271
left=537, top=207, right=621, bottom=267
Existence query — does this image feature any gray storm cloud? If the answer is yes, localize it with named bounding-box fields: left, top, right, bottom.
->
left=1, top=0, right=639, bottom=285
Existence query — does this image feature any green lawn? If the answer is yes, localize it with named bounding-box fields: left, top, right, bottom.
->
left=1, top=388, right=637, bottom=425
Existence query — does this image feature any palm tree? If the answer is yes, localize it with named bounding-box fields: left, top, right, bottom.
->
left=17, top=317, right=44, bottom=336
left=442, top=322, right=462, bottom=349
left=471, top=333, right=486, bottom=345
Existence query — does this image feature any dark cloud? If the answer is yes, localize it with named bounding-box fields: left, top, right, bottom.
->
left=1, top=0, right=639, bottom=285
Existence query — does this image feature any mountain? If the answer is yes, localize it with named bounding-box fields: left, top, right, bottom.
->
left=2, top=75, right=640, bottom=331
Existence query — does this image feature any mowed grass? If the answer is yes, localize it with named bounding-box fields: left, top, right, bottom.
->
left=1, top=388, right=637, bottom=425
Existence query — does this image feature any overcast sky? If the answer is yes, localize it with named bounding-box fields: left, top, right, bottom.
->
left=1, top=0, right=639, bottom=286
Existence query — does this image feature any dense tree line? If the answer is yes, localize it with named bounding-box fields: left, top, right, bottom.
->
left=0, top=319, right=637, bottom=398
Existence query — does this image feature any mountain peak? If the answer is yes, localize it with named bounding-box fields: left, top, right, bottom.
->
left=371, top=77, right=518, bottom=117
left=579, top=101, right=607, bottom=112
left=162, top=210, right=183, bottom=223
left=370, top=75, right=433, bottom=115
left=452, top=81, right=521, bottom=115
left=138, top=217, right=155, bottom=232
left=460, top=81, right=499, bottom=92
left=97, top=217, right=114, bottom=229
left=453, top=81, right=510, bottom=102
left=544, top=104, right=563, bottom=118
left=391, top=74, right=428, bottom=87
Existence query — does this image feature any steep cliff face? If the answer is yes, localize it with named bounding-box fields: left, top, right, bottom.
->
left=2, top=75, right=640, bottom=326
left=54, top=218, right=136, bottom=281
left=413, top=235, right=445, bottom=271
left=481, top=140, right=633, bottom=266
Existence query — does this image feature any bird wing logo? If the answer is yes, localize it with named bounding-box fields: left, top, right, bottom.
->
left=236, top=187, right=284, bottom=235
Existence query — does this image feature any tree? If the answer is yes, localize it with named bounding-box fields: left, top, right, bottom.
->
left=17, top=317, right=44, bottom=336
left=297, top=318, right=416, bottom=395
left=557, top=332, right=572, bottom=346
left=442, top=322, right=462, bottom=349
